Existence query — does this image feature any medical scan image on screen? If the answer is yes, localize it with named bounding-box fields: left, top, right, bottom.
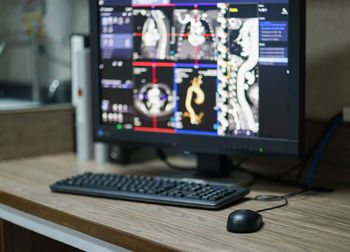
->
left=98, top=0, right=290, bottom=139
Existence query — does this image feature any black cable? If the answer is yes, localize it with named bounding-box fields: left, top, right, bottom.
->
left=237, top=165, right=334, bottom=192
left=232, top=113, right=342, bottom=214
left=157, top=112, right=342, bottom=190
left=293, top=113, right=343, bottom=183
left=234, top=113, right=343, bottom=188
left=236, top=166, right=289, bottom=185
left=296, top=115, right=343, bottom=183
left=277, top=114, right=341, bottom=180
left=295, top=164, right=306, bottom=184
left=277, top=112, right=343, bottom=180
left=256, top=198, right=288, bottom=213
left=234, top=156, right=250, bottom=168
left=307, top=116, right=343, bottom=188
left=253, top=188, right=308, bottom=213
left=157, top=149, right=316, bottom=213
left=276, top=162, right=304, bottom=181
left=156, top=148, right=196, bottom=171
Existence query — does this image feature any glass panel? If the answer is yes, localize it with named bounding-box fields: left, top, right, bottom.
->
left=0, top=0, right=89, bottom=110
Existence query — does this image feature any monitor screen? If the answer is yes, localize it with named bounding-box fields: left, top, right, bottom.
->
left=91, top=0, right=304, bottom=157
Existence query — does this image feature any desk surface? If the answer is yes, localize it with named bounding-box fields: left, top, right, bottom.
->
left=0, top=153, right=349, bottom=252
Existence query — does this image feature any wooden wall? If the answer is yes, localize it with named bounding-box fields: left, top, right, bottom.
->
left=0, top=105, right=74, bottom=160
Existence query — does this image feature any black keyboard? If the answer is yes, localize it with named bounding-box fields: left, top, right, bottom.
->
left=50, top=172, right=250, bottom=209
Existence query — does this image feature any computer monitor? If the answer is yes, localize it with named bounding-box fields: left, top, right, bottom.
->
left=90, top=0, right=305, bottom=179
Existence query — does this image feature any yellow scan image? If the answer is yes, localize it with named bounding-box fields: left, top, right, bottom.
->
left=183, top=75, right=205, bottom=125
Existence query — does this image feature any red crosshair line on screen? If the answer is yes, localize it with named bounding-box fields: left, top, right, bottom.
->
left=194, top=4, right=199, bottom=65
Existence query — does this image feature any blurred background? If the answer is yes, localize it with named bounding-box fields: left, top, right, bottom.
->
left=0, top=0, right=350, bottom=118
left=0, top=0, right=89, bottom=110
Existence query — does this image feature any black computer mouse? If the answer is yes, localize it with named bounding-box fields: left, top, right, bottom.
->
left=226, top=209, right=264, bottom=233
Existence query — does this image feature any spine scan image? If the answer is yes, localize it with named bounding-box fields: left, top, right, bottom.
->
left=217, top=4, right=259, bottom=136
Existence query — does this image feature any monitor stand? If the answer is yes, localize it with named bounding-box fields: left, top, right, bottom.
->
left=161, top=153, right=253, bottom=187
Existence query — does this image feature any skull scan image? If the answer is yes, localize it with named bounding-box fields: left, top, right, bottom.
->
left=217, top=5, right=259, bottom=135
left=174, top=8, right=218, bottom=61
left=134, top=83, right=175, bottom=119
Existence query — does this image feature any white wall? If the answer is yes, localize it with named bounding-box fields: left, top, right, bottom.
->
left=306, top=0, right=350, bottom=120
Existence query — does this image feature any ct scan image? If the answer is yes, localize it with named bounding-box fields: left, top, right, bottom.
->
left=173, top=7, right=219, bottom=61
left=217, top=4, right=260, bottom=136
left=133, top=65, right=175, bottom=129
left=175, top=67, right=217, bottom=133
left=133, top=7, right=172, bottom=61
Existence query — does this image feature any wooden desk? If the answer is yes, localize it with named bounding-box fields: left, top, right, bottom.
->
left=0, top=153, right=349, bottom=251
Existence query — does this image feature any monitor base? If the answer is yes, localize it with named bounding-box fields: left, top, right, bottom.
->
left=159, top=153, right=253, bottom=187
left=159, top=170, right=253, bottom=187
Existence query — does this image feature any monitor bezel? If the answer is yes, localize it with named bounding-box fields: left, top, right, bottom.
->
left=90, top=0, right=305, bottom=158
